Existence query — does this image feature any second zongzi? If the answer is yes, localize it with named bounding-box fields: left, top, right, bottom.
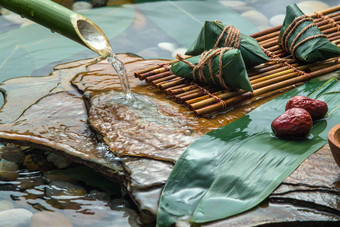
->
left=278, top=4, right=340, bottom=63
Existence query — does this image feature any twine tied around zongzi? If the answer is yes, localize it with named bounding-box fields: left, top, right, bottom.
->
left=176, top=47, right=233, bottom=89
left=214, top=25, right=241, bottom=49
left=281, top=15, right=326, bottom=60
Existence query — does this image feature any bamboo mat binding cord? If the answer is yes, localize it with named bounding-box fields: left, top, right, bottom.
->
left=134, top=5, right=340, bottom=116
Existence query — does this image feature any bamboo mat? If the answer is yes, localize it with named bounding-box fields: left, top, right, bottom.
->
left=134, top=6, right=340, bottom=116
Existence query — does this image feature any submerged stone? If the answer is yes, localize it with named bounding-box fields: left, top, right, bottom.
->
left=0, top=208, right=33, bottom=227
left=0, top=159, right=19, bottom=181
left=31, top=211, right=73, bottom=227
left=0, top=200, right=14, bottom=212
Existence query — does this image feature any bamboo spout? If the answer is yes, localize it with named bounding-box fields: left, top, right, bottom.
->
left=0, top=0, right=112, bottom=57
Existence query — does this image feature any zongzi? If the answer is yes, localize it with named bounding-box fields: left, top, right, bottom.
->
left=278, top=4, right=340, bottom=63
left=185, top=21, right=269, bottom=68
left=172, top=48, right=253, bottom=92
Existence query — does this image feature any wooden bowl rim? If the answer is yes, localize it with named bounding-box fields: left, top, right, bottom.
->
left=328, top=123, right=340, bottom=149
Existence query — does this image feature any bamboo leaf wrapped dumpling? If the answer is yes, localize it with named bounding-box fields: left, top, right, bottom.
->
left=278, top=4, right=340, bottom=63
left=185, top=21, right=269, bottom=68
left=172, top=48, right=253, bottom=92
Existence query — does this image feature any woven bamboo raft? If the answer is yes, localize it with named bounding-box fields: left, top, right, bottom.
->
left=134, top=6, right=340, bottom=116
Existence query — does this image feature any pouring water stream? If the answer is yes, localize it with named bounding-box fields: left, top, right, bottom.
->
left=73, top=16, right=136, bottom=103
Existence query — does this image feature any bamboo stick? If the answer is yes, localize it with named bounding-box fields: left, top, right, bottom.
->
left=174, top=88, right=201, bottom=98
left=310, top=5, right=340, bottom=18
left=189, top=90, right=244, bottom=110
left=175, top=87, right=217, bottom=101
left=164, top=84, right=188, bottom=94
left=149, top=75, right=177, bottom=86
left=169, top=85, right=197, bottom=95
left=158, top=78, right=185, bottom=90
left=145, top=71, right=173, bottom=83
left=176, top=91, right=206, bottom=103
left=0, top=0, right=112, bottom=57
left=185, top=91, right=224, bottom=105
left=250, top=25, right=281, bottom=39
left=135, top=64, right=171, bottom=78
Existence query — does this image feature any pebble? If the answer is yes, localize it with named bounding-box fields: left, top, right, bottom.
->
left=46, top=152, right=72, bottom=169
left=87, top=190, right=107, bottom=200
left=0, top=200, right=14, bottom=212
left=0, top=144, right=25, bottom=164
left=136, top=50, right=159, bottom=58
left=269, top=14, right=285, bottom=27
left=158, top=42, right=177, bottom=53
left=45, top=181, right=87, bottom=198
left=0, top=159, right=19, bottom=181
left=219, top=1, right=253, bottom=13
left=297, top=1, right=329, bottom=15
left=31, top=211, right=73, bottom=227
left=241, top=10, right=269, bottom=28
left=171, top=48, right=188, bottom=59
left=219, top=0, right=246, bottom=8
left=72, top=1, right=93, bottom=12
left=0, top=208, right=33, bottom=227
left=17, top=175, right=45, bottom=190
left=90, top=0, right=108, bottom=7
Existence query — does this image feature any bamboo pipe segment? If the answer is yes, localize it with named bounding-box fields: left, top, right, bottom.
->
left=0, top=0, right=112, bottom=57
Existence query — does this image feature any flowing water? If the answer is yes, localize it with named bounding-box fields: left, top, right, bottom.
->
left=106, top=53, right=131, bottom=96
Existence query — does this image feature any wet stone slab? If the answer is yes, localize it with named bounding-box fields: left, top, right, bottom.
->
left=0, top=54, right=339, bottom=225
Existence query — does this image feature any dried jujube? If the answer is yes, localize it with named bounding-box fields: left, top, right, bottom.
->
left=285, top=96, right=328, bottom=120
left=271, top=108, right=313, bottom=138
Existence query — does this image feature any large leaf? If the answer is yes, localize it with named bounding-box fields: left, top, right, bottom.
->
left=137, top=0, right=259, bottom=48
left=157, top=77, right=340, bottom=226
